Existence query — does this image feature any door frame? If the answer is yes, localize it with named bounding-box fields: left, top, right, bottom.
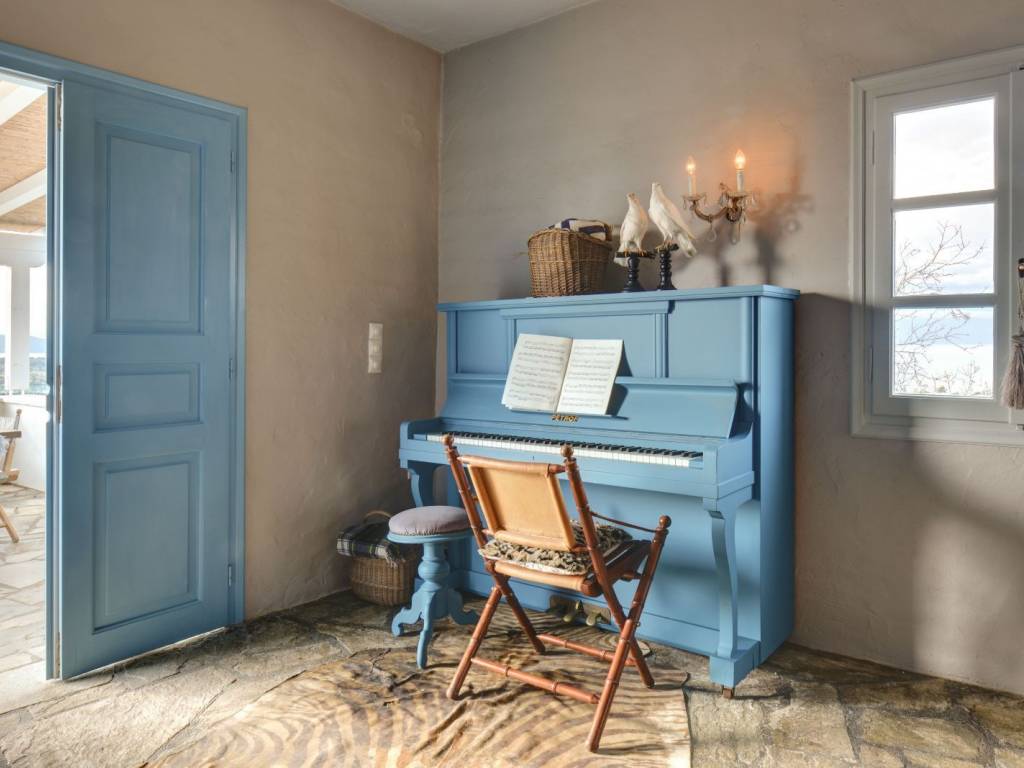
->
left=0, top=40, right=247, bottom=678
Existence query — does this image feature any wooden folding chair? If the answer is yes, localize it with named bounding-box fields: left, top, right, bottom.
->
left=442, top=434, right=671, bottom=753
left=0, top=409, right=22, bottom=542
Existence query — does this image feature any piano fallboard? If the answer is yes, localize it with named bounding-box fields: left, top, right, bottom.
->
left=399, top=286, right=797, bottom=689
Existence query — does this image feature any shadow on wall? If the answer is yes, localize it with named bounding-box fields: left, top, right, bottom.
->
left=792, top=292, right=1024, bottom=693
left=750, top=186, right=814, bottom=286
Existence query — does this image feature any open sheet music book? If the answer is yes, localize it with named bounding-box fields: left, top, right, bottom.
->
left=501, top=334, right=623, bottom=416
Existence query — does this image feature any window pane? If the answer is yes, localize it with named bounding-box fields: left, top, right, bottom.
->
left=893, top=98, right=994, bottom=199
left=892, top=307, right=993, bottom=398
left=893, top=203, right=994, bottom=296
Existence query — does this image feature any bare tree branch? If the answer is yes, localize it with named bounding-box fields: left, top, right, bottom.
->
left=892, top=222, right=992, bottom=397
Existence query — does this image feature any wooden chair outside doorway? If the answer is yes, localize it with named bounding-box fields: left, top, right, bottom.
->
left=0, top=408, right=22, bottom=542
left=442, top=434, right=671, bottom=753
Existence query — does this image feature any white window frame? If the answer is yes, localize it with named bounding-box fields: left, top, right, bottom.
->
left=851, top=46, right=1024, bottom=446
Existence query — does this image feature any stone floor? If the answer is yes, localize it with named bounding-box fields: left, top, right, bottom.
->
left=0, top=486, right=45, bottom=686
left=0, top=590, right=1021, bottom=767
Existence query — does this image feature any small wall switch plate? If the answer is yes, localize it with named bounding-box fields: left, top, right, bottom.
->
left=368, top=322, right=383, bottom=374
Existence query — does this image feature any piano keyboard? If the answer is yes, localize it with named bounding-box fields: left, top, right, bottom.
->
left=426, top=431, right=701, bottom=467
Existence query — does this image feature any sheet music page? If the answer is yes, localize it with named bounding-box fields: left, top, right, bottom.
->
left=555, top=339, right=623, bottom=416
left=501, top=334, right=573, bottom=412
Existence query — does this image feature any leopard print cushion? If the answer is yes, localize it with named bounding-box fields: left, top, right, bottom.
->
left=480, top=522, right=631, bottom=576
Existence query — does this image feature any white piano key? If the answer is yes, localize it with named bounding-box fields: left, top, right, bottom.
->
left=425, top=432, right=701, bottom=468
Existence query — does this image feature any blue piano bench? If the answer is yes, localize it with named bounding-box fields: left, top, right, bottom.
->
left=387, top=506, right=479, bottom=669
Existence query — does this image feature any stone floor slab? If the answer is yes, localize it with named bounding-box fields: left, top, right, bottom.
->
left=768, top=683, right=856, bottom=761
left=0, top=486, right=45, bottom=689
left=858, top=709, right=984, bottom=761
left=1, top=666, right=236, bottom=768
left=962, top=692, right=1024, bottom=750
left=995, top=748, right=1024, bottom=768
left=0, top=561, right=43, bottom=590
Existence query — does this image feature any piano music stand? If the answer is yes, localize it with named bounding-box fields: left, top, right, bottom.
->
left=443, top=435, right=671, bottom=753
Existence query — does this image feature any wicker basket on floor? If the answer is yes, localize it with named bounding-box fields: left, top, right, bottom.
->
left=338, top=510, right=419, bottom=607
left=350, top=555, right=417, bottom=607
left=528, top=226, right=613, bottom=297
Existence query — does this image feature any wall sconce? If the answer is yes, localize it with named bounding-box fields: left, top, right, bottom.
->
left=683, top=150, right=755, bottom=243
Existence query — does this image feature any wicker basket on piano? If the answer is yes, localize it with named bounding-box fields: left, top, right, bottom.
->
left=527, top=226, right=613, bottom=297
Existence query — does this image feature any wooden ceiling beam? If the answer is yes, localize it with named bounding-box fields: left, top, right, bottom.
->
left=0, top=84, right=42, bottom=129
left=0, top=170, right=46, bottom=218
left=0, top=231, right=46, bottom=268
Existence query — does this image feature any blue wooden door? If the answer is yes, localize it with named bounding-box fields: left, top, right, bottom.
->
left=59, top=81, right=238, bottom=677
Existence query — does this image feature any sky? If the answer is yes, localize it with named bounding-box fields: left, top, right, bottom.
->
left=893, top=98, right=994, bottom=199
left=889, top=96, right=998, bottom=398
left=893, top=308, right=993, bottom=397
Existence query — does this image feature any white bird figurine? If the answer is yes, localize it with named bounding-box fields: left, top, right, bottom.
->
left=615, top=192, right=649, bottom=266
left=649, top=182, right=698, bottom=257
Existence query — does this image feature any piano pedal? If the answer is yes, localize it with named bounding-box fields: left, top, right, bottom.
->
left=547, top=596, right=609, bottom=627
left=548, top=596, right=582, bottom=623
left=563, top=600, right=584, bottom=623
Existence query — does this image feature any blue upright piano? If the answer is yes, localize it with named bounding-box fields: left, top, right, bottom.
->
left=399, top=285, right=798, bottom=689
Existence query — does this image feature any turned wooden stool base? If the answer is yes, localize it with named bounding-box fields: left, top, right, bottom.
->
left=388, top=524, right=478, bottom=669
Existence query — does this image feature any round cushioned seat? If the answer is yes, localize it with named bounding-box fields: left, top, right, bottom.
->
left=388, top=505, right=470, bottom=537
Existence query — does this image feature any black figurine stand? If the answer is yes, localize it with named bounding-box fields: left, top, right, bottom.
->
left=655, top=244, right=678, bottom=290
left=621, top=251, right=653, bottom=292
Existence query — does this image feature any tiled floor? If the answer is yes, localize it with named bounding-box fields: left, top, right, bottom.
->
left=0, top=589, right=1021, bottom=766
left=0, top=486, right=44, bottom=685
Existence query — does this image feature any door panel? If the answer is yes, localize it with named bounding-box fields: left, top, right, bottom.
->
left=60, top=80, right=237, bottom=678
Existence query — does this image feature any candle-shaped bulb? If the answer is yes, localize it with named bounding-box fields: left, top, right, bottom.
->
left=686, top=156, right=696, bottom=195
left=734, top=149, right=746, bottom=191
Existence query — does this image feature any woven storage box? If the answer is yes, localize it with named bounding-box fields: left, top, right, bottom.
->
left=528, top=226, right=613, bottom=297
left=350, top=556, right=417, bottom=607
left=338, top=511, right=419, bottom=607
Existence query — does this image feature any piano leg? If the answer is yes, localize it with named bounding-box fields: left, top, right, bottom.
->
left=704, top=488, right=752, bottom=689
left=406, top=461, right=437, bottom=507
left=707, top=503, right=738, bottom=662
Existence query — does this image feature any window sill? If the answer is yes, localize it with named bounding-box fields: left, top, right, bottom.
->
left=852, top=415, right=1024, bottom=447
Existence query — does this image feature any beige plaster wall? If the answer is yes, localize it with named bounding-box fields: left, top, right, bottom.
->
left=440, top=0, right=1024, bottom=694
left=0, top=0, right=441, bottom=618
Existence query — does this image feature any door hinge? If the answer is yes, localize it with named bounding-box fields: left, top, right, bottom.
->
left=55, top=364, right=63, bottom=423
left=228, top=357, right=236, bottom=379
left=54, top=631, right=61, bottom=676
left=227, top=564, right=234, bottom=588
left=229, top=151, right=235, bottom=173
left=868, top=346, right=874, bottom=381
